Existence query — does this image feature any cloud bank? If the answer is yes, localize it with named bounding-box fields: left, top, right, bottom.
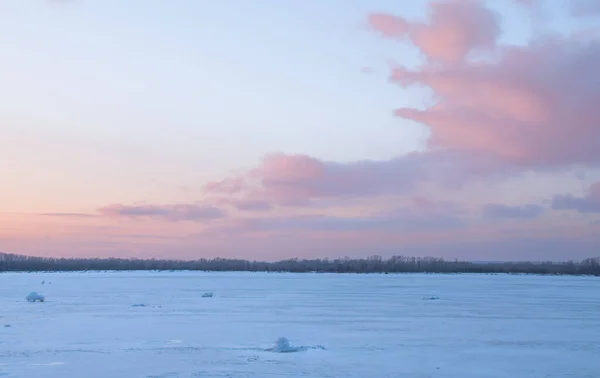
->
left=552, top=182, right=600, bottom=213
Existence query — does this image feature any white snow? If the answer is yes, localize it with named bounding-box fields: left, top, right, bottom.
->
left=1, top=271, right=599, bottom=377
left=25, top=292, right=44, bottom=302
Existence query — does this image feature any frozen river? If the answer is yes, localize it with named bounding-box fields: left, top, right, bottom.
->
left=0, top=271, right=599, bottom=377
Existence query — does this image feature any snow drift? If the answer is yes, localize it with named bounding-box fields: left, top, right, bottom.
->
left=26, top=292, right=45, bottom=302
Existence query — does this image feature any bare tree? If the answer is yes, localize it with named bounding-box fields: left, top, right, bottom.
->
left=1, top=252, right=599, bottom=275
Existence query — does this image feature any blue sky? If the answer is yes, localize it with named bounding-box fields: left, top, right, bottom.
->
left=1, top=0, right=599, bottom=260
left=0, top=0, right=548, bottom=169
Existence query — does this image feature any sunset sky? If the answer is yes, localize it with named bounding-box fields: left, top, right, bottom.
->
left=1, top=0, right=599, bottom=261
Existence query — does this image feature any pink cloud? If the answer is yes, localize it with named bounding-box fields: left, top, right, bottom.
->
left=204, top=2, right=599, bottom=213
left=208, top=197, right=273, bottom=212
left=97, top=203, right=225, bottom=222
left=368, top=13, right=410, bottom=38
left=203, top=177, right=246, bottom=195
left=227, top=199, right=272, bottom=212
left=391, top=36, right=600, bottom=166
left=368, top=2, right=600, bottom=167
left=369, top=0, right=500, bottom=64
left=204, top=150, right=508, bottom=206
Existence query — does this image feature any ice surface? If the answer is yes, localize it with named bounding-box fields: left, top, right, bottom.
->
left=1, top=271, right=599, bottom=377
left=25, top=292, right=44, bottom=302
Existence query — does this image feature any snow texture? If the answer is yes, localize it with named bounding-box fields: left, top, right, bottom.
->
left=1, top=271, right=599, bottom=378
left=25, top=292, right=44, bottom=302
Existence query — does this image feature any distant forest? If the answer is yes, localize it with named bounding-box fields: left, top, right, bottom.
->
left=0, top=253, right=599, bottom=275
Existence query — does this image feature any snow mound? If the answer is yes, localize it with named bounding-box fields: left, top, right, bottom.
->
left=201, top=292, right=214, bottom=298
left=26, top=292, right=45, bottom=302
left=265, top=337, right=325, bottom=353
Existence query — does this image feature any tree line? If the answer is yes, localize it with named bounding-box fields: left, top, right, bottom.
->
left=1, top=253, right=599, bottom=275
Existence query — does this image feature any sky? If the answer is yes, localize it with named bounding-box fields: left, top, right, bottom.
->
left=1, top=0, right=600, bottom=261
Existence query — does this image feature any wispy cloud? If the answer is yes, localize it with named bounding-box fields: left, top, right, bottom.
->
left=482, top=204, right=544, bottom=219
left=39, top=213, right=97, bottom=218
left=97, top=203, right=226, bottom=222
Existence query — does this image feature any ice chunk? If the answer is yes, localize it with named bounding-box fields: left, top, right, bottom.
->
left=265, top=337, right=325, bottom=353
left=271, top=337, right=293, bottom=352
left=26, top=292, right=45, bottom=302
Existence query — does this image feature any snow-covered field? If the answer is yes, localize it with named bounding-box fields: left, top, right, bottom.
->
left=1, top=272, right=599, bottom=378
